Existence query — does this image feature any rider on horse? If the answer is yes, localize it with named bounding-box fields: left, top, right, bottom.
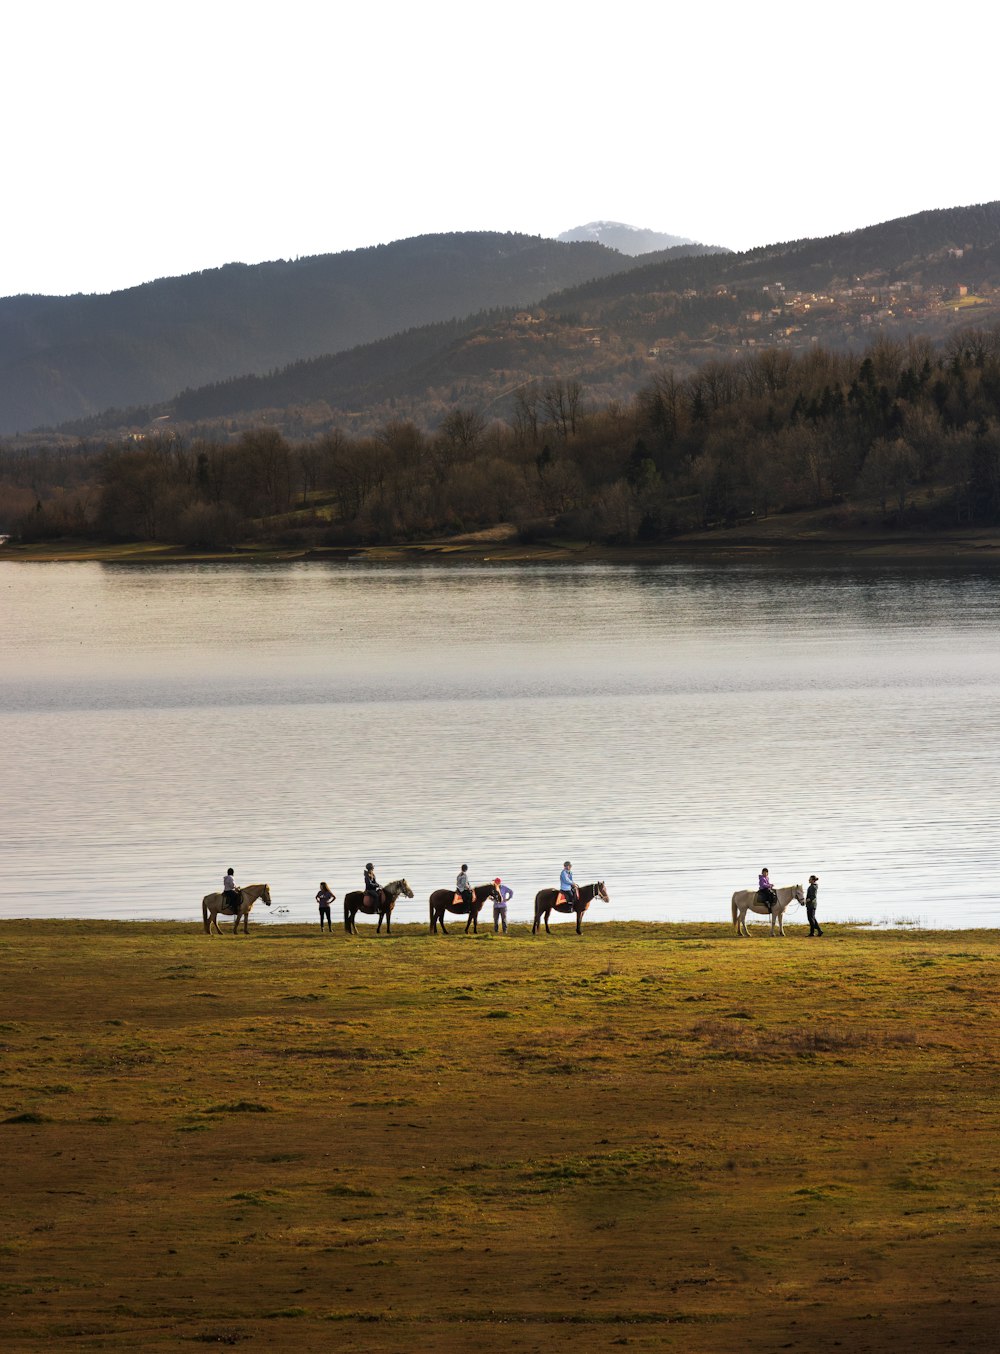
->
left=222, top=868, right=243, bottom=913
left=560, top=861, right=579, bottom=908
left=456, top=864, right=473, bottom=909
left=757, top=867, right=777, bottom=914
left=364, top=863, right=385, bottom=909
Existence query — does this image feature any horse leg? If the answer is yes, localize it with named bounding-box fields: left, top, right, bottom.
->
left=532, top=910, right=539, bottom=935
left=576, top=908, right=582, bottom=935
left=386, top=909, right=392, bottom=936
left=544, top=908, right=552, bottom=935
left=777, top=908, right=785, bottom=937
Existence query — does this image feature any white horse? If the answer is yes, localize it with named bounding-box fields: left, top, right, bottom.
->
left=202, top=882, right=272, bottom=935
left=731, top=882, right=805, bottom=937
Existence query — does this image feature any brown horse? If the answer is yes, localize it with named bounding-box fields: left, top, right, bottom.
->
left=429, top=881, right=502, bottom=935
left=343, top=878, right=414, bottom=935
left=532, top=881, right=609, bottom=935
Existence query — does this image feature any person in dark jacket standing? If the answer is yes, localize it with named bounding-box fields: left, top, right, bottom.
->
left=316, top=881, right=335, bottom=932
left=805, top=875, right=822, bottom=936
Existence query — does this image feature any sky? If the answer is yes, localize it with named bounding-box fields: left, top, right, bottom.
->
left=2, top=0, right=998, bottom=298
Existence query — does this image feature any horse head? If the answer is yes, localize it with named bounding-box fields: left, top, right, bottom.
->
left=262, top=884, right=272, bottom=907
left=398, top=879, right=415, bottom=899
left=487, top=881, right=502, bottom=903
left=596, top=881, right=609, bottom=903
left=792, top=883, right=805, bottom=905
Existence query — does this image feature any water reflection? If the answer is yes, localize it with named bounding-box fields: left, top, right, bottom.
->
left=2, top=560, right=1000, bottom=928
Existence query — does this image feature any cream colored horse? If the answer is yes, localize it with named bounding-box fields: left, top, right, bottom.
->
left=202, top=882, right=272, bottom=935
left=731, top=882, right=805, bottom=937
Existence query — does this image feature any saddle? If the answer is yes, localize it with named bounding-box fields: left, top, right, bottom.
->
left=557, top=892, right=574, bottom=907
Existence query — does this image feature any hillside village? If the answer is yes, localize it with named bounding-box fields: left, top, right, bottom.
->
left=508, top=277, right=992, bottom=366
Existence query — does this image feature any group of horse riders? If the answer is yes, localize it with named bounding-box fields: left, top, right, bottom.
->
left=222, top=861, right=579, bottom=920
left=223, top=864, right=819, bottom=932
left=366, top=862, right=573, bottom=913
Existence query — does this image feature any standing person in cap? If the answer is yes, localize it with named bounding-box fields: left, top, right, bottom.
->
left=560, top=861, right=579, bottom=907
left=456, top=864, right=473, bottom=910
left=805, top=875, right=822, bottom=936
left=493, top=877, right=513, bottom=933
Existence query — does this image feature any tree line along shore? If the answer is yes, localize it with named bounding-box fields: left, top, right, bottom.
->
left=4, top=326, right=1000, bottom=558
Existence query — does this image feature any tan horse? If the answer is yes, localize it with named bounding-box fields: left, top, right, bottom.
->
left=343, top=879, right=414, bottom=935
left=731, top=882, right=805, bottom=937
left=532, top=881, right=609, bottom=935
left=428, top=881, right=502, bottom=935
left=202, top=882, right=272, bottom=935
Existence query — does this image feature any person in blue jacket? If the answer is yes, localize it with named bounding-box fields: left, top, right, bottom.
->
left=560, top=861, right=579, bottom=907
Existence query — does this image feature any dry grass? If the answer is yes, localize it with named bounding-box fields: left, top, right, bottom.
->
left=0, top=919, right=998, bottom=1352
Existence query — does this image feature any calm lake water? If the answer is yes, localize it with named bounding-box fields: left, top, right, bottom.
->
left=2, top=559, right=999, bottom=929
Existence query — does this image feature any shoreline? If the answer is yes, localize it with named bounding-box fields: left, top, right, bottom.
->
left=0, top=918, right=993, bottom=936
left=5, top=528, right=1000, bottom=566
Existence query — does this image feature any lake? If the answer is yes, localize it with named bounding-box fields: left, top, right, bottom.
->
left=2, top=559, right=999, bottom=928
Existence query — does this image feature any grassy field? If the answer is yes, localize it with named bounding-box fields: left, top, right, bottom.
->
left=1, top=919, right=997, bottom=1352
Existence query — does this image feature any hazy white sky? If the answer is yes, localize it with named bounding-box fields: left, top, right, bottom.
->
left=3, top=0, right=997, bottom=298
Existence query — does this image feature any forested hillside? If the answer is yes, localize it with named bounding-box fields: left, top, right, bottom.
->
left=0, top=233, right=677, bottom=433
left=6, top=326, right=1000, bottom=551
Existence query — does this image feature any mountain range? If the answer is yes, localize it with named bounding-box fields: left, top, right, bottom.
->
left=4, top=203, right=1000, bottom=441
left=0, top=232, right=720, bottom=434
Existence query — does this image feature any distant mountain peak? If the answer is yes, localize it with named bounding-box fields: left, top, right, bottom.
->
left=557, top=221, right=697, bottom=255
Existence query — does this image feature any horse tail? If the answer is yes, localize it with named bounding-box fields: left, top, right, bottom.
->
left=343, top=896, right=352, bottom=933
left=731, top=893, right=739, bottom=928
left=203, top=895, right=211, bottom=934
